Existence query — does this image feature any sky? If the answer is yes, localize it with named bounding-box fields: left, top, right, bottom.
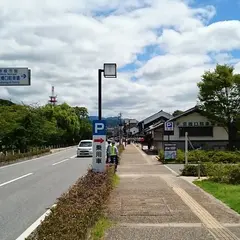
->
left=0, top=0, right=240, bottom=121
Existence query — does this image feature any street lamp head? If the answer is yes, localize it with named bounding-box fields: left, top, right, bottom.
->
left=103, top=63, right=117, bottom=78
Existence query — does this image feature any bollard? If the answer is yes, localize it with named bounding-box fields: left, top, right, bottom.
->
left=198, top=161, right=201, bottom=179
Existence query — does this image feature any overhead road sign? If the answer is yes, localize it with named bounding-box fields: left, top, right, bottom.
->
left=0, top=68, right=31, bottom=86
left=92, top=120, right=106, bottom=172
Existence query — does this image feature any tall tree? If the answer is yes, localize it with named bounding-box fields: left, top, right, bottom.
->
left=172, top=110, right=183, bottom=117
left=197, top=64, right=240, bottom=150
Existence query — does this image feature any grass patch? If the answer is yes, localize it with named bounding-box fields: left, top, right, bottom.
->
left=90, top=174, right=120, bottom=239
left=194, top=180, right=240, bottom=214
left=90, top=216, right=113, bottom=240
left=112, top=174, right=120, bottom=187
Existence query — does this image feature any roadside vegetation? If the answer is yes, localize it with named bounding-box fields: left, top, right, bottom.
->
left=0, top=99, right=92, bottom=163
left=26, top=146, right=123, bottom=240
left=194, top=180, right=240, bottom=214
left=158, top=149, right=240, bottom=164
left=26, top=168, right=116, bottom=240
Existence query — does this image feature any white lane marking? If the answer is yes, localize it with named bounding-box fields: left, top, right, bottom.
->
left=164, top=165, right=179, bottom=176
left=16, top=204, right=57, bottom=240
left=52, top=159, right=69, bottom=166
left=0, top=173, right=33, bottom=187
left=0, top=146, right=76, bottom=170
left=70, top=155, right=76, bottom=159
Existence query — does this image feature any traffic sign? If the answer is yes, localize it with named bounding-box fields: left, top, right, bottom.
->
left=164, top=121, right=174, bottom=131
left=0, top=68, right=31, bottom=86
left=92, top=120, right=106, bottom=172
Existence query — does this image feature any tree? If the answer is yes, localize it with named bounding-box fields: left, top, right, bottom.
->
left=172, top=110, right=183, bottom=117
left=0, top=99, right=92, bottom=151
left=197, top=64, right=240, bottom=150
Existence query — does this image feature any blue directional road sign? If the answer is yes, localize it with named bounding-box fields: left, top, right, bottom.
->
left=92, top=120, right=106, bottom=173
left=92, top=120, right=107, bottom=136
left=0, top=68, right=31, bottom=86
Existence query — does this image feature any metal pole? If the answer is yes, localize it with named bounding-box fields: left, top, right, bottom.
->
left=198, top=160, right=201, bottom=179
left=185, top=131, right=188, bottom=165
left=98, top=69, right=104, bottom=120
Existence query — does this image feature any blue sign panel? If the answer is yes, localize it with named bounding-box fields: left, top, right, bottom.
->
left=164, top=121, right=174, bottom=131
left=92, top=120, right=106, bottom=136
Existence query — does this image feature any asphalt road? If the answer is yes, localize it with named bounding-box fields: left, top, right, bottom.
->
left=0, top=147, right=92, bottom=240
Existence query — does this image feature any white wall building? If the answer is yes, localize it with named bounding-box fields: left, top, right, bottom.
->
left=147, top=106, right=228, bottom=151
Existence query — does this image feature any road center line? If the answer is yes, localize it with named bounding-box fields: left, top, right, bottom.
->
left=52, top=159, right=69, bottom=166
left=0, top=173, right=33, bottom=187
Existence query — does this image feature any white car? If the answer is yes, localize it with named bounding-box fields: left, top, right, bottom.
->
left=77, top=140, right=93, bottom=157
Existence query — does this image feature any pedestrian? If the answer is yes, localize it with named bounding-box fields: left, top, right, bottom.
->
left=110, top=141, right=119, bottom=172
left=106, top=140, right=111, bottom=163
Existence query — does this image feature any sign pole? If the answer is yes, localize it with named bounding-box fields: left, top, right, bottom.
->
left=185, top=131, right=188, bottom=165
left=98, top=69, right=104, bottom=120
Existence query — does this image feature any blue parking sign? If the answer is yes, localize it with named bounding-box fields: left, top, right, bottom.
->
left=164, top=121, right=174, bottom=131
left=92, top=120, right=106, bottom=136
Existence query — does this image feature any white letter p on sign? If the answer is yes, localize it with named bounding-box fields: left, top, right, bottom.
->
left=95, top=123, right=104, bottom=134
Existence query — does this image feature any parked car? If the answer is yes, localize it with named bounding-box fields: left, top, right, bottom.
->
left=77, top=140, right=93, bottom=157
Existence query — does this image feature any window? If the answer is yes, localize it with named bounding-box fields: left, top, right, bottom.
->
left=183, top=122, right=187, bottom=126
left=179, top=127, right=213, bottom=137
left=205, top=122, right=210, bottom=126
left=188, top=122, right=193, bottom=126
left=194, top=122, right=198, bottom=126
left=79, top=141, right=92, bottom=147
left=200, top=122, right=204, bottom=126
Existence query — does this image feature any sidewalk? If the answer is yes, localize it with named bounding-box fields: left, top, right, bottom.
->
left=105, top=144, right=240, bottom=240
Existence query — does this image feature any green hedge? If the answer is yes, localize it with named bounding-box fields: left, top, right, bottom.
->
left=181, top=163, right=240, bottom=184
left=0, top=148, right=51, bottom=163
left=180, top=164, right=207, bottom=177
left=205, top=163, right=240, bottom=184
left=27, top=168, right=115, bottom=240
left=159, top=149, right=240, bottom=164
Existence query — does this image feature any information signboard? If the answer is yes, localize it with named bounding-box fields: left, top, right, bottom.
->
left=92, top=120, right=106, bottom=172
left=164, top=143, right=177, bottom=160
left=0, top=68, right=31, bottom=86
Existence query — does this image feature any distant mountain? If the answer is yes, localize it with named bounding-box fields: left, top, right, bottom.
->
left=89, top=116, right=120, bottom=127
left=0, top=99, right=15, bottom=106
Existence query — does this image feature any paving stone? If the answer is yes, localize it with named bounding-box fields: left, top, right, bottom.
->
left=105, top=226, right=215, bottom=240
left=105, top=144, right=240, bottom=240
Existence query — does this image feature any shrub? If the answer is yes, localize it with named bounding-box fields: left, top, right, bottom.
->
left=205, top=163, right=240, bottom=184
left=158, top=149, right=240, bottom=164
left=229, top=166, right=240, bottom=184
left=180, top=164, right=207, bottom=177
left=27, top=168, right=115, bottom=240
left=0, top=148, right=51, bottom=163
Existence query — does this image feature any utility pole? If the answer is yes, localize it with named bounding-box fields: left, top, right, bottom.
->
left=119, top=112, right=123, bottom=145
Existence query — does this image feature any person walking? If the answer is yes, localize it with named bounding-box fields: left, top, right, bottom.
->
left=106, top=140, right=112, bottom=163
left=109, top=141, right=119, bottom=172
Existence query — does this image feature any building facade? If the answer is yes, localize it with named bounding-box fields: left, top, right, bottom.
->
left=147, top=106, right=229, bottom=151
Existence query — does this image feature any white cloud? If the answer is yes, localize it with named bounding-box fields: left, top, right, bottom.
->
left=0, top=0, right=240, bottom=120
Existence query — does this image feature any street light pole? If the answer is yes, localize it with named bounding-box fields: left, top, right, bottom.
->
left=98, top=69, right=104, bottom=120
left=97, top=63, right=117, bottom=121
